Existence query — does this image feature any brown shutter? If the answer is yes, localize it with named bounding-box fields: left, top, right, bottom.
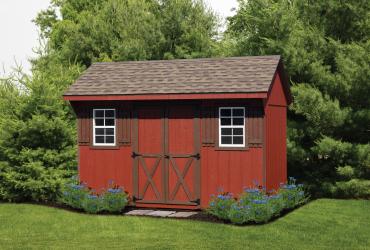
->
left=201, top=106, right=216, bottom=146
left=77, top=106, right=91, bottom=145
left=247, top=107, right=264, bottom=147
left=117, top=108, right=131, bottom=145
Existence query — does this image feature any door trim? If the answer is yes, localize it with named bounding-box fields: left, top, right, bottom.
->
left=132, top=104, right=201, bottom=206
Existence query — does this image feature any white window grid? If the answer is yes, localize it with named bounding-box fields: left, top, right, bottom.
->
left=219, top=107, right=245, bottom=147
left=93, top=109, right=116, bottom=146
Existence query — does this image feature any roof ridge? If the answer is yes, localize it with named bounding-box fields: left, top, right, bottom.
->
left=91, top=55, right=281, bottom=65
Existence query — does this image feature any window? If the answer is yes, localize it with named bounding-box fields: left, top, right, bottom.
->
left=219, top=107, right=245, bottom=147
left=93, top=109, right=116, bottom=146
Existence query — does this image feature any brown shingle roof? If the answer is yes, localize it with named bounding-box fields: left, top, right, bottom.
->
left=64, top=55, right=282, bottom=96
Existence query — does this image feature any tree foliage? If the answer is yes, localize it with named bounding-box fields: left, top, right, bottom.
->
left=0, top=0, right=219, bottom=202
left=0, top=0, right=368, bottom=202
left=34, top=0, right=218, bottom=67
left=227, top=0, right=370, bottom=197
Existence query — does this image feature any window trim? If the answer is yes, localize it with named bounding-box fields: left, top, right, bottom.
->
left=218, top=107, right=245, bottom=148
left=93, top=108, right=116, bottom=146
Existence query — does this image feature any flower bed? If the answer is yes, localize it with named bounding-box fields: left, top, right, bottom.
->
left=207, top=178, right=308, bottom=224
left=59, top=177, right=129, bottom=214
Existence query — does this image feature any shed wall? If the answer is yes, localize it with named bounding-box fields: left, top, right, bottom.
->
left=74, top=99, right=265, bottom=209
left=264, top=72, right=288, bottom=191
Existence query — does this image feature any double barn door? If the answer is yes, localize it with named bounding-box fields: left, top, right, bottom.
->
left=132, top=104, right=200, bottom=206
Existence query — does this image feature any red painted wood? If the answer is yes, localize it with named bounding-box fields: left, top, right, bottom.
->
left=79, top=146, right=133, bottom=194
left=136, top=106, right=164, bottom=202
left=264, top=72, right=288, bottom=191
left=200, top=147, right=263, bottom=207
left=134, top=203, right=200, bottom=210
left=267, top=72, right=288, bottom=106
left=167, top=105, right=197, bottom=204
left=76, top=71, right=288, bottom=209
left=63, top=92, right=267, bottom=101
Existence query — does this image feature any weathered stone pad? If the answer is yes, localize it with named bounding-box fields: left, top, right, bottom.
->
left=168, top=212, right=198, bottom=218
left=125, top=210, right=154, bottom=215
left=146, top=210, right=176, bottom=217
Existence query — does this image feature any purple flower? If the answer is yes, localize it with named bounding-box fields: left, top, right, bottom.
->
left=87, top=194, right=98, bottom=199
left=245, top=188, right=260, bottom=194
left=269, top=194, right=281, bottom=199
left=252, top=199, right=267, bottom=205
left=108, top=188, right=122, bottom=194
left=70, top=184, right=84, bottom=190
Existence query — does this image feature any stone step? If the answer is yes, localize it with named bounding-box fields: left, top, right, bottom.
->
left=125, top=209, right=198, bottom=218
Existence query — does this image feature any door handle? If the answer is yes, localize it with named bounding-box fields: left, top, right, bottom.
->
left=191, top=153, right=200, bottom=159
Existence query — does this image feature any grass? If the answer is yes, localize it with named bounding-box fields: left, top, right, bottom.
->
left=0, top=199, right=369, bottom=249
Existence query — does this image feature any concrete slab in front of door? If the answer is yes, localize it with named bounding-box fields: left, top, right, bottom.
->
left=167, top=211, right=198, bottom=218
left=125, top=209, right=199, bottom=218
left=125, top=209, right=154, bottom=216
left=146, top=210, right=176, bottom=217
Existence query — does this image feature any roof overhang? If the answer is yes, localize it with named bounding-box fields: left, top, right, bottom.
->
left=63, top=92, right=268, bottom=101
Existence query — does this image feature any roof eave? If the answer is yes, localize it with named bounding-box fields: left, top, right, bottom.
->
left=63, top=92, right=268, bottom=101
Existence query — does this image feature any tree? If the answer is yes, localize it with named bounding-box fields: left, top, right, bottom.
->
left=227, top=0, right=370, bottom=197
left=34, top=0, right=218, bottom=68
left=0, top=0, right=220, bottom=202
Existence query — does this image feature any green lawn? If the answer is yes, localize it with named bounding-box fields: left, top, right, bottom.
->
left=0, top=199, right=369, bottom=249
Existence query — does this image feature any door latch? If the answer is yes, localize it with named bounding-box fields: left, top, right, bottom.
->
left=131, top=152, right=142, bottom=158
left=191, top=153, right=200, bottom=159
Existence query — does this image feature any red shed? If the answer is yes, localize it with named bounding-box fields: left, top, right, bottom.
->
left=63, top=56, right=292, bottom=209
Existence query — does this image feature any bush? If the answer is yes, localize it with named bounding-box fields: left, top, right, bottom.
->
left=207, top=178, right=308, bottom=225
left=102, top=188, right=129, bottom=212
left=82, top=194, right=104, bottom=214
left=333, top=179, right=370, bottom=199
left=59, top=178, right=129, bottom=214
left=0, top=161, right=74, bottom=202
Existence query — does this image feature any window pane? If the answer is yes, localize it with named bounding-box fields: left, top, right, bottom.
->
left=220, top=109, right=231, bottom=117
left=233, top=136, right=243, bottom=145
left=105, top=119, right=115, bottom=126
left=221, top=136, right=232, bottom=144
left=233, top=118, right=244, bottom=125
left=233, top=128, right=243, bottom=135
left=221, top=128, right=232, bottom=135
left=106, top=128, right=114, bottom=135
left=95, top=119, right=104, bottom=126
left=221, top=118, right=231, bottom=125
left=106, top=136, right=114, bottom=144
left=95, top=136, right=104, bottom=143
left=95, top=128, right=105, bottom=135
left=233, top=108, right=244, bottom=116
left=105, top=110, right=115, bottom=118
left=95, top=110, right=104, bottom=118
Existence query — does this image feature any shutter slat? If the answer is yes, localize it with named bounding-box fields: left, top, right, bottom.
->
left=118, top=108, right=131, bottom=145
left=77, top=106, right=91, bottom=145
left=247, top=107, right=263, bottom=147
left=201, top=106, right=215, bottom=146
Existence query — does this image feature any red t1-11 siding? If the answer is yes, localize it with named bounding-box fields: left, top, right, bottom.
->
left=79, top=146, right=133, bottom=194
left=264, top=72, right=288, bottom=191
left=200, top=147, right=263, bottom=207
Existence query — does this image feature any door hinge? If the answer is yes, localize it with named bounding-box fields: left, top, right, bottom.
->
left=191, top=198, right=200, bottom=204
